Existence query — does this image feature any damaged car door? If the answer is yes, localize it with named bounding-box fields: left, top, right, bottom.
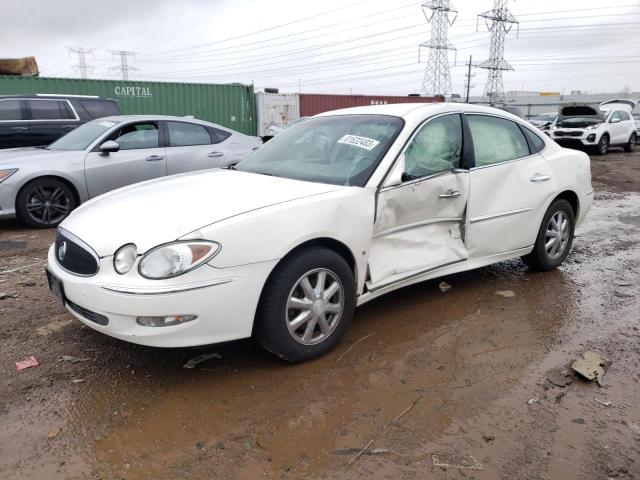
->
left=367, top=113, right=469, bottom=290
left=465, top=114, right=556, bottom=257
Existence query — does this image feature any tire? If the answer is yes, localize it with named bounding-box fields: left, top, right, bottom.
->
left=624, top=133, right=637, bottom=152
left=595, top=134, right=609, bottom=155
left=16, top=178, right=76, bottom=229
left=522, top=198, right=575, bottom=271
left=254, top=247, right=356, bottom=363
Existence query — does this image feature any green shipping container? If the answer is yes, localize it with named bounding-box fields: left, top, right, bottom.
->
left=0, top=76, right=257, bottom=135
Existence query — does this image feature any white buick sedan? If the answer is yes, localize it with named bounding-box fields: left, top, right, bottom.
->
left=46, top=103, right=593, bottom=362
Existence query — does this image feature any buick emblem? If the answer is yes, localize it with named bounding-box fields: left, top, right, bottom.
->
left=58, top=241, right=67, bottom=261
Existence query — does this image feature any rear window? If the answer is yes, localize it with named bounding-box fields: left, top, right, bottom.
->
left=27, top=99, right=74, bottom=120
left=0, top=99, right=23, bottom=120
left=80, top=100, right=120, bottom=119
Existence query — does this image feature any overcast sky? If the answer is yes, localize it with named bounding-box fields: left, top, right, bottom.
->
left=2, top=0, right=639, bottom=97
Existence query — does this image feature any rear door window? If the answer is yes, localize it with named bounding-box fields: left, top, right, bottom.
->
left=109, top=122, right=159, bottom=150
left=619, top=111, right=630, bottom=121
left=0, top=99, right=23, bottom=120
left=80, top=100, right=120, bottom=119
left=167, top=121, right=212, bottom=146
left=467, top=115, right=530, bottom=167
left=27, top=99, right=75, bottom=120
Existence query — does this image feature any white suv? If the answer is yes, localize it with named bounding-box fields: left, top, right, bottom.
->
left=550, top=99, right=637, bottom=155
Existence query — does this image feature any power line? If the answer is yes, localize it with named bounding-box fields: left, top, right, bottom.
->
left=109, top=50, right=138, bottom=80
left=420, top=0, right=458, bottom=96
left=66, top=46, right=94, bottom=79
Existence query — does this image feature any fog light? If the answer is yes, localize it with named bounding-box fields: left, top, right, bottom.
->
left=136, top=315, right=198, bottom=327
left=587, top=134, right=596, bottom=142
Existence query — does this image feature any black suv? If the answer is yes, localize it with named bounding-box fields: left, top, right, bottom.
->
left=0, top=94, right=120, bottom=149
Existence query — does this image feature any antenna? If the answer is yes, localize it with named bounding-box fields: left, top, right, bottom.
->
left=476, top=0, right=518, bottom=103
left=419, top=0, right=457, bottom=97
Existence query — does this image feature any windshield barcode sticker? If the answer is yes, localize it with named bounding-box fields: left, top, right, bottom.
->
left=337, top=135, right=380, bottom=151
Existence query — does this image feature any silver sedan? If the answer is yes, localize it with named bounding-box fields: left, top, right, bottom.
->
left=0, top=115, right=262, bottom=228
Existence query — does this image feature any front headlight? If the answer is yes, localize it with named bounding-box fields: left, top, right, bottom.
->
left=138, top=241, right=221, bottom=279
left=0, top=169, right=18, bottom=183
left=114, top=244, right=137, bottom=274
left=585, top=123, right=602, bottom=130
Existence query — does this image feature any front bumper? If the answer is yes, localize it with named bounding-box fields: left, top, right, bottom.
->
left=0, top=182, right=17, bottom=219
left=46, top=245, right=278, bottom=347
left=550, top=130, right=599, bottom=150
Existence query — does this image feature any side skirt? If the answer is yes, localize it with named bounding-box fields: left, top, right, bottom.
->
left=357, top=246, right=533, bottom=306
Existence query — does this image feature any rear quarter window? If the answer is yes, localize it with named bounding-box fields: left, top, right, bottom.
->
left=80, top=100, right=120, bottom=119
left=521, top=125, right=546, bottom=154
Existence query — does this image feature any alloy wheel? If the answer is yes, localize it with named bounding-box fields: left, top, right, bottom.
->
left=286, top=268, right=344, bottom=345
left=600, top=136, right=609, bottom=154
left=25, top=185, right=71, bottom=226
left=545, top=211, right=570, bottom=260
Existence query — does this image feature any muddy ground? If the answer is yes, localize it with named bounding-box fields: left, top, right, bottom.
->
left=1, top=150, right=639, bottom=480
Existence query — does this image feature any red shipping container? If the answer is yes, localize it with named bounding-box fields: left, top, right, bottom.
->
left=299, top=94, right=440, bottom=117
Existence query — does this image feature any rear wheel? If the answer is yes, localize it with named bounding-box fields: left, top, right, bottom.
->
left=16, top=178, right=76, bottom=229
left=254, top=247, right=356, bottom=363
left=595, top=134, right=609, bottom=155
left=624, top=133, right=637, bottom=152
left=522, top=199, right=575, bottom=271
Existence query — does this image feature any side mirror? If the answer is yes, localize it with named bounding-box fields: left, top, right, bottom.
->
left=384, top=154, right=406, bottom=187
left=99, top=140, right=120, bottom=154
left=609, top=117, right=621, bottom=124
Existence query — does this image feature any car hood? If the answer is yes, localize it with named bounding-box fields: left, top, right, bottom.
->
left=61, top=169, right=342, bottom=256
left=0, top=147, right=75, bottom=166
left=599, top=99, right=637, bottom=113
left=557, top=103, right=604, bottom=121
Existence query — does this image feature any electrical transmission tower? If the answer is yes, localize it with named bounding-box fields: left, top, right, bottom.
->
left=477, top=0, right=518, bottom=103
left=419, top=0, right=457, bottom=97
left=67, top=46, right=94, bottom=79
left=109, top=50, right=139, bottom=80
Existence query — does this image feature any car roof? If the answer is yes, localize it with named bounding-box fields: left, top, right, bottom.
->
left=314, top=102, right=527, bottom=123
left=96, top=114, right=234, bottom=131
left=0, top=93, right=116, bottom=101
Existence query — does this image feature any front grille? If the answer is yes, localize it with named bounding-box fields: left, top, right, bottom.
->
left=554, top=130, right=583, bottom=137
left=555, top=139, right=586, bottom=150
left=67, top=299, right=109, bottom=326
left=55, top=230, right=99, bottom=276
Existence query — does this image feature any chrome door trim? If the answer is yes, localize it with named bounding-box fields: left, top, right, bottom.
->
left=373, top=217, right=463, bottom=239
left=469, top=207, right=534, bottom=224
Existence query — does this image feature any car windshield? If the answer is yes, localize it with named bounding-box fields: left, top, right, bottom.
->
left=48, top=119, right=120, bottom=151
left=532, top=114, right=556, bottom=122
left=236, top=114, right=403, bottom=187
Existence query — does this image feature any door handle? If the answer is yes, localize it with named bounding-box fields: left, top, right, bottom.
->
left=530, top=174, right=551, bottom=182
left=145, top=155, right=164, bottom=162
left=439, top=190, right=461, bottom=199
left=11, top=126, right=28, bottom=131
left=207, top=151, right=224, bottom=158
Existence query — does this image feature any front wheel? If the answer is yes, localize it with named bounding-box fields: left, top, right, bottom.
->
left=624, top=133, right=637, bottom=152
left=16, top=178, right=76, bottom=229
left=254, top=247, right=356, bottom=363
left=595, top=134, right=609, bottom=155
left=521, top=199, right=575, bottom=271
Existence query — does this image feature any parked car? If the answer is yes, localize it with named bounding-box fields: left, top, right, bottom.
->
left=529, top=112, right=558, bottom=132
left=549, top=100, right=637, bottom=154
left=0, top=115, right=262, bottom=228
left=0, top=94, right=120, bottom=149
left=45, top=103, right=593, bottom=362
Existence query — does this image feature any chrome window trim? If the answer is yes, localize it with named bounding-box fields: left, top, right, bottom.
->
left=0, top=98, right=80, bottom=123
